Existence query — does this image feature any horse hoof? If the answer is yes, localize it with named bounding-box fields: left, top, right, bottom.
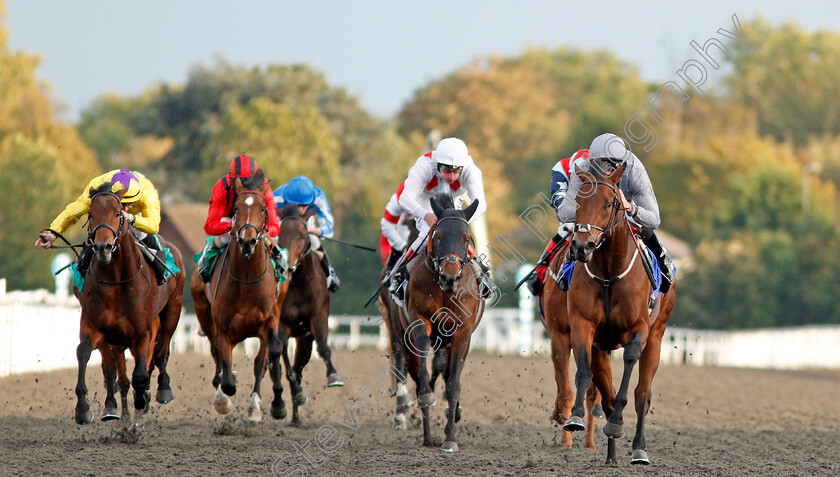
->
left=271, top=403, right=288, bottom=420
left=156, top=389, right=175, bottom=404
left=602, top=421, right=624, bottom=439
left=591, top=404, right=606, bottom=419
left=563, top=416, right=585, bottom=432
left=396, top=394, right=412, bottom=408
left=440, top=441, right=459, bottom=453
left=75, top=408, right=93, bottom=425
left=221, top=383, right=237, bottom=396
left=418, top=393, right=436, bottom=408
left=631, top=449, right=650, bottom=465
left=394, top=414, right=407, bottom=430
left=293, top=392, right=308, bottom=406
left=327, top=373, right=344, bottom=387
left=101, top=407, right=120, bottom=422
left=213, top=387, right=232, bottom=415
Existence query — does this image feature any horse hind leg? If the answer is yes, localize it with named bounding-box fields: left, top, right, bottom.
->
left=155, top=302, right=182, bottom=404
left=289, top=335, right=313, bottom=426
left=267, top=327, right=287, bottom=420
left=441, top=341, right=469, bottom=453
left=116, top=349, right=131, bottom=420
left=429, top=346, right=447, bottom=392
left=603, top=332, right=645, bottom=445
left=246, top=338, right=270, bottom=422
left=630, top=330, right=667, bottom=465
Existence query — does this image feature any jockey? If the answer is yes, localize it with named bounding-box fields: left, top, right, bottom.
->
left=526, top=149, right=589, bottom=296
left=379, top=184, right=414, bottom=272
left=274, top=175, right=341, bottom=293
left=389, top=137, right=496, bottom=300
left=556, top=133, right=674, bottom=292
left=196, top=154, right=281, bottom=282
left=35, top=169, right=171, bottom=285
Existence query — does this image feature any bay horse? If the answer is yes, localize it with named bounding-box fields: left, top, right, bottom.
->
left=275, top=203, right=344, bottom=425
left=562, top=161, right=677, bottom=465
left=190, top=173, right=299, bottom=421
left=540, top=239, right=602, bottom=450
left=74, top=183, right=184, bottom=425
left=391, top=196, right=484, bottom=453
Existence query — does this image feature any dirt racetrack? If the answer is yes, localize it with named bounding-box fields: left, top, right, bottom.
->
left=1, top=347, right=839, bottom=476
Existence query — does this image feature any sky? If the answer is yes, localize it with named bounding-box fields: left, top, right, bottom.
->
left=5, top=0, right=840, bottom=122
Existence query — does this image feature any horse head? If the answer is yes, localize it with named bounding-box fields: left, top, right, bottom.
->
left=88, top=183, right=128, bottom=265
left=277, top=203, right=315, bottom=273
left=231, top=171, right=270, bottom=258
left=570, top=159, right=628, bottom=263
left=428, top=196, right=479, bottom=293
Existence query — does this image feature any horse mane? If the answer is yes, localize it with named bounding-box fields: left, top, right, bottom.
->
left=280, top=202, right=301, bottom=218
left=435, top=195, right=456, bottom=210
left=92, top=182, right=112, bottom=196
left=238, top=169, right=266, bottom=191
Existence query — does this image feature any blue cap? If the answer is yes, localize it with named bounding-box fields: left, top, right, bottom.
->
left=285, top=176, right=316, bottom=205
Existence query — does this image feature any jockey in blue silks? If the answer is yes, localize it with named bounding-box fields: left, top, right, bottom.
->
left=274, top=176, right=340, bottom=292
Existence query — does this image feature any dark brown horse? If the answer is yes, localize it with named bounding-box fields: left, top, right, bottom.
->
left=190, top=175, right=299, bottom=421
left=275, top=203, right=344, bottom=425
left=74, top=183, right=184, bottom=425
left=390, top=196, right=484, bottom=453
left=540, top=239, right=602, bottom=449
left=562, top=163, right=677, bottom=465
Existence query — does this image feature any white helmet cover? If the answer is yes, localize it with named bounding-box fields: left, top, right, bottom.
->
left=431, top=137, right=471, bottom=168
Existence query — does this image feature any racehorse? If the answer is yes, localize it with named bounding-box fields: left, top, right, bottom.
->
left=275, top=203, right=344, bottom=425
left=73, top=183, right=184, bottom=425
left=190, top=173, right=297, bottom=421
left=561, top=161, right=677, bottom=465
left=390, top=196, right=485, bottom=453
left=540, top=239, right=603, bottom=450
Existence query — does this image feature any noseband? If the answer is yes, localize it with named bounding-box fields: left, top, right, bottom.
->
left=573, top=180, right=626, bottom=250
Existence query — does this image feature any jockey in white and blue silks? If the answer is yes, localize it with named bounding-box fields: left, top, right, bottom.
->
left=388, top=137, right=496, bottom=300
left=556, top=133, right=674, bottom=292
left=274, top=176, right=341, bottom=292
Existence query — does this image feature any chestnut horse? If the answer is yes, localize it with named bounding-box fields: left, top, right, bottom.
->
left=74, top=183, right=184, bottom=425
left=540, top=239, right=602, bottom=449
left=275, top=203, right=344, bottom=425
left=190, top=174, right=300, bottom=421
left=390, top=196, right=484, bottom=453
left=562, top=162, right=677, bottom=465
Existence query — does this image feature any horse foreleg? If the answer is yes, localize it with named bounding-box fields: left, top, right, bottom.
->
left=247, top=338, right=269, bottom=422
left=130, top=331, right=154, bottom=425
left=429, top=346, right=447, bottom=392
left=565, top=317, right=595, bottom=432
left=405, top=319, right=436, bottom=410
left=630, top=330, right=665, bottom=465
left=267, top=327, right=287, bottom=420
left=74, top=325, right=102, bottom=425
left=214, top=332, right=237, bottom=397
left=603, top=330, right=646, bottom=445
left=289, top=335, right=313, bottom=425
left=313, top=319, right=343, bottom=387
left=441, top=339, right=469, bottom=453
left=99, top=345, right=120, bottom=421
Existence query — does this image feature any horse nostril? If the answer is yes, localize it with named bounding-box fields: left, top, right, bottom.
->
left=584, top=242, right=596, bottom=253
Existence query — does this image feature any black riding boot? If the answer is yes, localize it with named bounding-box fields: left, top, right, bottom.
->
left=385, top=247, right=403, bottom=275
left=388, top=263, right=409, bottom=301
left=319, top=249, right=340, bottom=292
left=140, top=234, right=169, bottom=285
left=641, top=228, right=674, bottom=294
left=526, top=232, right=563, bottom=296
left=557, top=250, right=574, bottom=292
left=76, top=244, right=94, bottom=276
left=472, top=258, right=497, bottom=300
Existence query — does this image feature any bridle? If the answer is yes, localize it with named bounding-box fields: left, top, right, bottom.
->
left=86, top=191, right=144, bottom=286
left=572, top=180, right=627, bottom=251
left=87, top=191, right=128, bottom=254
left=279, top=215, right=312, bottom=274
left=231, top=191, right=269, bottom=244
left=426, top=215, right=472, bottom=285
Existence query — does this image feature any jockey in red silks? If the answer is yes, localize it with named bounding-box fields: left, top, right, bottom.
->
left=195, top=154, right=281, bottom=282
left=379, top=182, right=414, bottom=271
left=527, top=149, right=589, bottom=296
left=387, top=137, right=496, bottom=300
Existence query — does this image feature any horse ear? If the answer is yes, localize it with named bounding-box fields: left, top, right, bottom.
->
left=88, top=186, right=98, bottom=197
left=114, top=188, right=126, bottom=202
left=233, top=177, right=245, bottom=193
left=302, top=206, right=316, bottom=222
left=463, top=199, right=479, bottom=222
left=611, top=161, right=628, bottom=183
left=430, top=197, right=445, bottom=219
